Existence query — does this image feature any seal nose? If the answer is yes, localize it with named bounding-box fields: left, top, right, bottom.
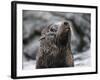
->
left=63, top=21, right=68, bottom=26
left=63, top=21, right=70, bottom=30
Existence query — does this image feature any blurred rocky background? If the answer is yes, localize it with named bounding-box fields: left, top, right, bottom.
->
left=22, top=10, right=91, bottom=69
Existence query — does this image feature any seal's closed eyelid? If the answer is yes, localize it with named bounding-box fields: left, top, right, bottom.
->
left=50, top=25, right=58, bottom=32
left=50, top=27, right=55, bottom=32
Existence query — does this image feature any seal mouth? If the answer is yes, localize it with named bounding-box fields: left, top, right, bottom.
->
left=65, top=27, right=70, bottom=32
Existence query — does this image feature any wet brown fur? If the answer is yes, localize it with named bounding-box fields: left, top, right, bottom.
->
left=36, top=21, right=74, bottom=69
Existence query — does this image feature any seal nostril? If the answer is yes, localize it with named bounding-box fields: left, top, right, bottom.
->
left=64, top=22, right=68, bottom=26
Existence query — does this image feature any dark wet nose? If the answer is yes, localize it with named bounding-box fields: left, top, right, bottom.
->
left=63, top=21, right=70, bottom=30
left=63, top=21, right=68, bottom=26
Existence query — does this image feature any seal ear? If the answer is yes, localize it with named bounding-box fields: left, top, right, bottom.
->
left=39, top=35, right=45, bottom=40
left=40, top=23, right=53, bottom=41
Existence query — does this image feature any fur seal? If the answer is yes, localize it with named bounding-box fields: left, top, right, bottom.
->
left=36, top=21, right=74, bottom=69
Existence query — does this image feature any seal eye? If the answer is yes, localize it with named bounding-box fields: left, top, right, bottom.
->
left=50, top=25, right=57, bottom=32
left=50, top=28, right=55, bottom=32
